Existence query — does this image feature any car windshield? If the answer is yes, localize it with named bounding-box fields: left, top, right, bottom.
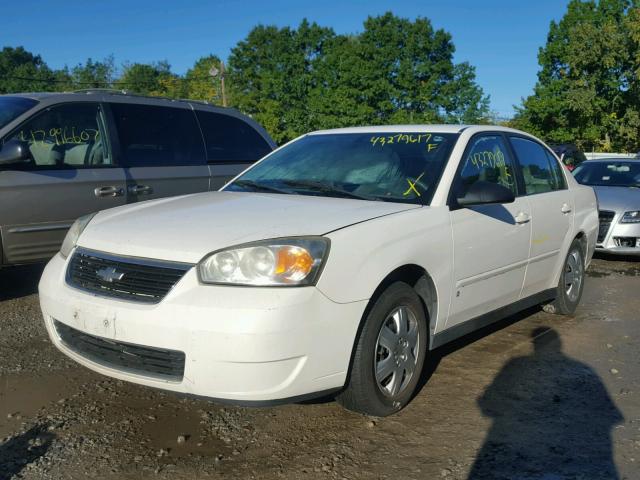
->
left=0, top=96, right=38, bottom=130
left=225, top=132, right=459, bottom=204
left=573, top=161, right=640, bottom=187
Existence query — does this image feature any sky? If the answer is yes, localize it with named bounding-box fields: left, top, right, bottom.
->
left=3, top=0, right=571, bottom=118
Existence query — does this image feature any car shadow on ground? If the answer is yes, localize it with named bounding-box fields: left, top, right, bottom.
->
left=0, top=263, right=44, bottom=302
left=0, top=424, right=54, bottom=480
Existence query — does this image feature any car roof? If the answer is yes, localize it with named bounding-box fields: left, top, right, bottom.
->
left=308, top=125, right=529, bottom=135
left=582, top=157, right=640, bottom=163
left=0, top=90, right=222, bottom=109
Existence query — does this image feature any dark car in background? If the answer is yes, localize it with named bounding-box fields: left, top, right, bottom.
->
left=0, top=91, right=275, bottom=266
left=550, top=143, right=587, bottom=171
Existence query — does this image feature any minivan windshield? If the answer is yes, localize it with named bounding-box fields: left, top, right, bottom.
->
left=573, top=160, right=640, bottom=188
left=226, top=132, right=459, bottom=204
left=0, top=96, right=38, bottom=130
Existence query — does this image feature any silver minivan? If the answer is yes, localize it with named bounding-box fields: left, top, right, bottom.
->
left=0, top=91, right=276, bottom=266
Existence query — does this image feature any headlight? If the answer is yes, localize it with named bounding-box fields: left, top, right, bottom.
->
left=198, top=237, right=330, bottom=286
left=60, top=213, right=97, bottom=258
left=620, top=211, right=640, bottom=223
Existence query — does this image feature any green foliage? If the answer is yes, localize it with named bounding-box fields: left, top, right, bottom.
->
left=513, top=0, right=640, bottom=152
left=228, top=14, right=490, bottom=143
left=184, top=55, right=222, bottom=102
left=116, top=61, right=178, bottom=96
left=0, top=46, right=58, bottom=93
left=1, top=13, right=489, bottom=143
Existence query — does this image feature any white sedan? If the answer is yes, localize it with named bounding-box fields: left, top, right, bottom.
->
left=39, top=125, right=598, bottom=416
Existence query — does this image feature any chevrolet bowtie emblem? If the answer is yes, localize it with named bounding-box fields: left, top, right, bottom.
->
left=96, top=266, right=125, bottom=283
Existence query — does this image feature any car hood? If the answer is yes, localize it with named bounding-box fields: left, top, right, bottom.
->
left=77, top=191, right=420, bottom=263
left=592, top=185, right=640, bottom=213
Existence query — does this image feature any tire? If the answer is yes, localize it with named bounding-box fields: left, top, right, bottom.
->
left=543, top=239, right=585, bottom=316
left=337, top=282, right=428, bottom=417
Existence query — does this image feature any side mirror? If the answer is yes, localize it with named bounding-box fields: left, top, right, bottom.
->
left=456, top=180, right=515, bottom=207
left=0, top=139, right=29, bottom=165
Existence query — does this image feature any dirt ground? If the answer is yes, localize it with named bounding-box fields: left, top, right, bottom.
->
left=0, top=255, right=639, bottom=480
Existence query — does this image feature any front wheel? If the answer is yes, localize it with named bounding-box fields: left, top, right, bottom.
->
left=543, top=239, right=585, bottom=315
left=336, top=282, right=428, bottom=417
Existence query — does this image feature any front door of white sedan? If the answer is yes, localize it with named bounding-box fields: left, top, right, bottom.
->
left=446, top=134, right=532, bottom=327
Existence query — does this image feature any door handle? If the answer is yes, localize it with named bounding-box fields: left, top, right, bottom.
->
left=515, top=212, right=531, bottom=224
left=561, top=203, right=572, bottom=214
left=128, top=184, right=154, bottom=195
left=94, top=186, right=124, bottom=198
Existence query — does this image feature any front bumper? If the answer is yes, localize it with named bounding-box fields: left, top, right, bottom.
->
left=596, top=213, right=640, bottom=256
left=39, top=252, right=367, bottom=403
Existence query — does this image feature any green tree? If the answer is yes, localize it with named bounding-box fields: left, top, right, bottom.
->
left=229, top=14, right=489, bottom=143
left=311, top=14, right=489, bottom=128
left=116, top=61, right=180, bottom=96
left=513, top=0, right=640, bottom=152
left=69, top=56, right=116, bottom=89
left=0, top=46, right=58, bottom=93
left=228, top=19, right=334, bottom=143
left=184, top=55, right=222, bottom=102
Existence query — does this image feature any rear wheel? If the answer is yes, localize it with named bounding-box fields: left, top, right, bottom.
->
left=543, top=239, right=585, bottom=315
left=337, top=282, right=427, bottom=416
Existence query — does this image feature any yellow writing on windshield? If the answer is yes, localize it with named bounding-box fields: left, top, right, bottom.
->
left=370, top=133, right=438, bottom=151
left=18, top=127, right=100, bottom=146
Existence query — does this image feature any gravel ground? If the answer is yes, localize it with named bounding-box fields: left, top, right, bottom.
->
left=0, top=255, right=639, bottom=479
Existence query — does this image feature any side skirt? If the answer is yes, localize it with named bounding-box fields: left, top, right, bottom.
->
left=430, top=288, right=557, bottom=350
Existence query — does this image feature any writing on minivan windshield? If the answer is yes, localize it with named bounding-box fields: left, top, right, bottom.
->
left=17, top=127, right=100, bottom=146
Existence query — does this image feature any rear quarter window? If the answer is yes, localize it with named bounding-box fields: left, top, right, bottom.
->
left=195, top=110, right=272, bottom=163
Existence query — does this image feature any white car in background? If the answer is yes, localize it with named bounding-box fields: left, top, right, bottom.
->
left=39, top=125, right=598, bottom=416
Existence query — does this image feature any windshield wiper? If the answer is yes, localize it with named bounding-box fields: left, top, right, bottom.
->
left=280, top=180, right=373, bottom=201
left=231, top=179, right=291, bottom=194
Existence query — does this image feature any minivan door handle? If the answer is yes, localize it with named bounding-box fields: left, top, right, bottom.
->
left=515, top=212, right=531, bottom=224
left=128, top=184, right=154, bottom=195
left=561, top=203, right=572, bottom=214
left=94, top=186, right=124, bottom=198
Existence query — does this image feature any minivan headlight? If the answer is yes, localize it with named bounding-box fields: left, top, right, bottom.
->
left=620, top=211, right=640, bottom=223
left=198, top=237, right=329, bottom=286
left=60, top=213, right=97, bottom=258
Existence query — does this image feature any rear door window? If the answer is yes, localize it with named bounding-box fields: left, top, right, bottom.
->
left=510, top=137, right=561, bottom=194
left=110, top=103, right=205, bottom=167
left=4, top=102, right=109, bottom=169
left=195, top=110, right=271, bottom=163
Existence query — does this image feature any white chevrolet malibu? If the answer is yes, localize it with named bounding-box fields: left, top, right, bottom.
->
left=39, top=125, right=598, bottom=416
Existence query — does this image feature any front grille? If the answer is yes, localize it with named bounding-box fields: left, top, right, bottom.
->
left=597, top=210, right=615, bottom=243
left=67, top=248, right=192, bottom=303
left=54, top=320, right=185, bottom=381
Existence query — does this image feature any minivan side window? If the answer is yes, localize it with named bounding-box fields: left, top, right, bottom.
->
left=510, top=137, right=565, bottom=194
left=110, top=104, right=205, bottom=167
left=4, top=103, right=109, bottom=168
left=457, top=135, right=517, bottom=196
left=195, top=110, right=271, bottom=163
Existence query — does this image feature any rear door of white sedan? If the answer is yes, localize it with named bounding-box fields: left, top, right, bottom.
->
left=508, top=136, right=573, bottom=298
left=446, top=133, right=532, bottom=328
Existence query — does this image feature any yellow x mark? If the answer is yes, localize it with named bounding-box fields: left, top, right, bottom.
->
left=403, top=172, right=425, bottom=197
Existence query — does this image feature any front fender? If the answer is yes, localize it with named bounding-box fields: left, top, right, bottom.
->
left=318, top=206, right=453, bottom=334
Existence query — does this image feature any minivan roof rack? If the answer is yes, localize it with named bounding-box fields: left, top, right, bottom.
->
left=71, top=88, right=228, bottom=109
left=73, top=88, right=130, bottom=95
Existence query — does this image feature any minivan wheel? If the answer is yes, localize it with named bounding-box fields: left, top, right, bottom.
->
left=543, top=239, right=585, bottom=315
left=337, top=282, right=427, bottom=417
